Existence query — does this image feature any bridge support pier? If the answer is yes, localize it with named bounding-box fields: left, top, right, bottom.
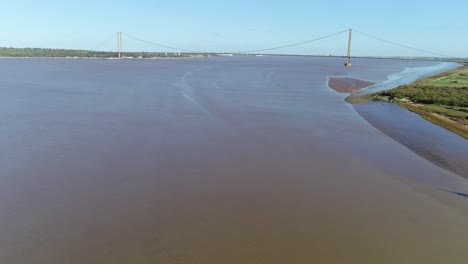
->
left=117, top=32, right=123, bottom=59
left=345, top=29, right=352, bottom=67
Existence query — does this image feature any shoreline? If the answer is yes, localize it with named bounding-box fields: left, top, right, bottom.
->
left=401, top=103, right=467, bottom=139
left=333, top=65, right=468, bottom=178
left=0, top=56, right=207, bottom=60
left=334, top=65, right=467, bottom=139
left=373, top=66, right=468, bottom=139
left=354, top=101, right=468, bottom=179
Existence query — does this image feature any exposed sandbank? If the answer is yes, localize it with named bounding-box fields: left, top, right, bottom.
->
left=328, top=77, right=375, bottom=93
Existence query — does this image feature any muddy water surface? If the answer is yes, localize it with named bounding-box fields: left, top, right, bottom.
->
left=1, top=57, right=468, bottom=264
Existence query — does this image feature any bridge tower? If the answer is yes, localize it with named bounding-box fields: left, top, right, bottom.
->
left=345, top=29, right=352, bottom=67
left=117, top=32, right=123, bottom=59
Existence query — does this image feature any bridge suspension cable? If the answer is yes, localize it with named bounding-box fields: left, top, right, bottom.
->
left=234, top=29, right=349, bottom=53
left=353, top=29, right=453, bottom=58
left=121, top=30, right=349, bottom=54
left=122, top=33, right=206, bottom=53
left=94, top=29, right=455, bottom=60
left=92, top=33, right=117, bottom=51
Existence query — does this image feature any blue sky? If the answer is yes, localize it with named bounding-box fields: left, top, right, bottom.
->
left=1, top=0, right=467, bottom=57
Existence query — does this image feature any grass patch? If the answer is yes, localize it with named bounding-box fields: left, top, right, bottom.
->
left=379, top=67, right=468, bottom=107
left=430, top=73, right=468, bottom=87
left=418, top=104, right=468, bottom=120
left=381, top=85, right=468, bottom=107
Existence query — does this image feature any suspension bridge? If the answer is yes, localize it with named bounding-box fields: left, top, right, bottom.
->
left=93, top=29, right=464, bottom=66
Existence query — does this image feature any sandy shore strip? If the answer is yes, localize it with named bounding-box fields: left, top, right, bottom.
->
left=328, top=77, right=375, bottom=93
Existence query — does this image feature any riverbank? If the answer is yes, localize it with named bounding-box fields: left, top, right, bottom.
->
left=0, top=55, right=205, bottom=60
left=354, top=102, right=468, bottom=179
left=373, top=66, right=468, bottom=139
left=328, top=63, right=468, bottom=177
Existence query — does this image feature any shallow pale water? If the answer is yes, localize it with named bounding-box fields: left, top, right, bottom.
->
left=354, top=102, right=468, bottom=179
left=1, top=57, right=468, bottom=264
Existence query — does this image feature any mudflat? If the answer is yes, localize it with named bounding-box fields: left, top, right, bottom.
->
left=328, top=77, right=375, bottom=93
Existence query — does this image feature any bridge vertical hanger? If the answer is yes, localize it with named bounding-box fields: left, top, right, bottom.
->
left=117, top=32, right=123, bottom=59
left=345, top=29, right=352, bottom=67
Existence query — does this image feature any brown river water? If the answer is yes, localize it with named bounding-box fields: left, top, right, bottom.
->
left=1, top=57, right=468, bottom=264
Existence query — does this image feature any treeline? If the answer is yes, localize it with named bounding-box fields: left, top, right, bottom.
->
left=0, top=47, right=118, bottom=58
left=381, top=85, right=468, bottom=107
left=0, top=47, right=196, bottom=58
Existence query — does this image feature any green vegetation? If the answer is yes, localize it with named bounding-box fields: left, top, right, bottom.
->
left=374, top=66, right=468, bottom=139
left=0, top=47, right=198, bottom=58
left=430, top=72, right=468, bottom=87
left=0, top=47, right=117, bottom=58
left=380, top=84, right=468, bottom=107
left=417, top=104, right=468, bottom=120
